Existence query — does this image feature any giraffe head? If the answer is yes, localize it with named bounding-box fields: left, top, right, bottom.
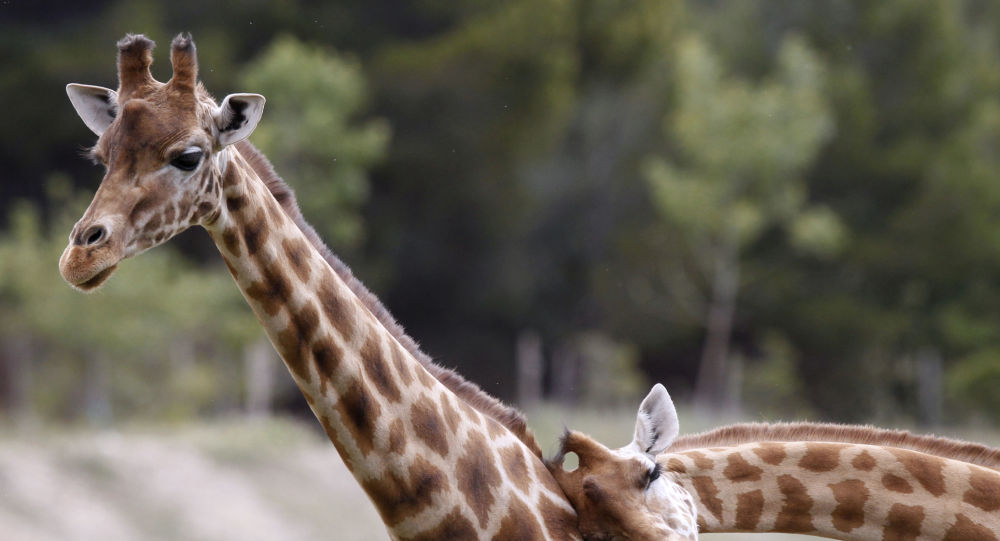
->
left=547, top=384, right=698, bottom=540
left=60, top=33, right=265, bottom=291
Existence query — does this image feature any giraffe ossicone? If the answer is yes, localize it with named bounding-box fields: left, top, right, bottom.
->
left=550, top=383, right=1000, bottom=541
left=62, top=33, right=581, bottom=540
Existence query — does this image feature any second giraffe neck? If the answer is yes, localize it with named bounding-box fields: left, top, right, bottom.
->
left=203, top=147, right=579, bottom=540
left=663, top=441, right=1000, bottom=540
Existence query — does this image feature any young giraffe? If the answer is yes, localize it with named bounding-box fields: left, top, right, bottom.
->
left=548, top=385, right=1000, bottom=541
left=60, top=33, right=580, bottom=541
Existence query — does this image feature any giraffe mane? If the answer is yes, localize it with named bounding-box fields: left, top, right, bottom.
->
left=668, top=421, right=1000, bottom=470
left=233, top=140, right=544, bottom=458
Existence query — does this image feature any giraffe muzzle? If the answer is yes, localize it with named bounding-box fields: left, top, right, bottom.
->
left=59, top=219, right=124, bottom=291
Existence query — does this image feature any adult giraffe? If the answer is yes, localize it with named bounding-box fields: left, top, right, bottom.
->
left=60, top=33, right=580, bottom=541
left=548, top=384, right=1000, bottom=540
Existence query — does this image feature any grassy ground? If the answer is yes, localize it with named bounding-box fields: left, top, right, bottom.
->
left=1, top=407, right=996, bottom=540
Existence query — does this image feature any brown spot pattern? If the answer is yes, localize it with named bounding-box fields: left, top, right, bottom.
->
left=242, top=210, right=268, bottom=255
left=361, top=336, right=401, bottom=403
left=336, top=377, right=379, bottom=457
left=735, top=489, right=764, bottom=530
left=493, top=497, right=543, bottom=541
left=943, top=513, right=998, bottom=541
left=774, top=474, right=814, bottom=533
left=221, top=228, right=241, bottom=257
left=145, top=213, right=162, bottom=232
left=282, top=237, right=311, bottom=283
left=311, top=338, right=342, bottom=393
left=666, top=458, right=686, bottom=474
left=798, top=443, right=840, bottom=472
left=829, top=479, right=868, bottom=533
left=319, top=413, right=354, bottom=471
left=440, top=394, right=462, bottom=434
left=852, top=450, right=877, bottom=471
left=486, top=418, right=506, bottom=440
left=360, top=456, right=447, bottom=528
left=406, top=507, right=478, bottom=541
left=129, top=193, right=161, bottom=224
left=162, top=204, right=176, bottom=225
left=410, top=396, right=449, bottom=458
left=883, top=503, right=923, bottom=541
left=724, top=453, right=763, bottom=482
left=500, top=445, right=530, bottom=493
left=882, top=473, right=913, bottom=494
left=538, top=493, right=578, bottom=539
left=388, top=419, right=406, bottom=455
left=690, top=476, right=723, bottom=522
left=752, top=442, right=787, bottom=465
left=244, top=265, right=292, bottom=317
left=455, top=431, right=502, bottom=529
left=226, top=195, right=246, bottom=213
left=390, top=343, right=413, bottom=386
left=318, top=280, right=357, bottom=343
left=890, top=448, right=946, bottom=497
left=963, top=467, right=1000, bottom=512
left=685, top=451, right=715, bottom=471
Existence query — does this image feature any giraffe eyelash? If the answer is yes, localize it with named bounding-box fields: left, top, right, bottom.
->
left=645, top=463, right=663, bottom=487
left=80, top=146, right=103, bottom=166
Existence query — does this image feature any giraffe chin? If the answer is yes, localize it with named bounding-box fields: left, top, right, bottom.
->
left=70, top=264, right=119, bottom=292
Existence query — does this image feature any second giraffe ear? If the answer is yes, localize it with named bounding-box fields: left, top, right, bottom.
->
left=632, top=383, right=679, bottom=456
left=214, top=93, right=266, bottom=147
left=67, top=84, right=118, bottom=136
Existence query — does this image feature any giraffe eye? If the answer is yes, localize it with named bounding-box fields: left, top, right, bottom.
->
left=645, top=463, right=662, bottom=488
left=171, top=148, right=203, bottom=171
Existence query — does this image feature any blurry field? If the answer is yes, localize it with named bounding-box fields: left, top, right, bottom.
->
left=1, top=408, right=996, bottom=541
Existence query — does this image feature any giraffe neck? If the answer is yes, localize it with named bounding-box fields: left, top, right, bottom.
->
left=663, top=441, right=1000, bottom=540
left=203, top=146, right=578, bottom=540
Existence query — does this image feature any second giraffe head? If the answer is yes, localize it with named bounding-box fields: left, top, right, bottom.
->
left=547, top=384, right=699, bottom=540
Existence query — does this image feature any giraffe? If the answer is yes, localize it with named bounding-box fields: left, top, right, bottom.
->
left=548, top=384, right=1000, bottom=541
left=60, top=33, right=580, bottom=541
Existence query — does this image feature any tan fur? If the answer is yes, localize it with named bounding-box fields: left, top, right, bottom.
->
left=670, top=422, right=1000, bottom=471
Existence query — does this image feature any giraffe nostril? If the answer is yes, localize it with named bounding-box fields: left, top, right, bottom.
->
left=79, top=225, right=107, bottom=247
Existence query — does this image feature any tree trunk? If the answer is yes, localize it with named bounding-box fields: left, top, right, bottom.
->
left=83, top=350, right=112, bottom=425
left=0, top=337, right=35, bottom=424
left=693, top=242, right=740, bottom=413
left=916, top=348, right=942, bottom=427
left=245, top=337, right=276, bottom=417
left=515, top=330, right=543, bottom=407
left=552, top=341, right=581, bottom=406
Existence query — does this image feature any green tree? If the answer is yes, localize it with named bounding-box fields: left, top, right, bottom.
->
left=644, top=35, right=838, bottom=411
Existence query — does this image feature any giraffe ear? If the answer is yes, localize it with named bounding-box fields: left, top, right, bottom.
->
left=214, top=93, right=266, bottom=147
left=632, top=383, right=679, bottom=456
left=67, top=84, right=118, bottom=136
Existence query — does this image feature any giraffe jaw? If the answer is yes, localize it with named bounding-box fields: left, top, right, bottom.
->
left=71, top=263, right=119, bottom=292
left=59, top=241, right=123, bottom=292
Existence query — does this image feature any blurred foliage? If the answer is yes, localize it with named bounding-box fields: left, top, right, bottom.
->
left=947, top=348, right=1000, bottom=424
left=0, top=180, right=259, bottom=422
left=3, top=0, right=1000, bottom=425
left=241, top=35, right=390, bottom=251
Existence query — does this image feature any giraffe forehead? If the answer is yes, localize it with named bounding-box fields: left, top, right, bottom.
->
left=96, top=92, right=215, bottom=165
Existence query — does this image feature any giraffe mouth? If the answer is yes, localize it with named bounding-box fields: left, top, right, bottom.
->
left=72, top=264, right=119, bottom=292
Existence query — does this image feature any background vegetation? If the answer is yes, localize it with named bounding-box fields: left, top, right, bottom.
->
left=4, top=0, right=1000, bottom=431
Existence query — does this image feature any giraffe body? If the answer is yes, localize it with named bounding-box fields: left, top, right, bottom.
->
left=667, top=440, right=1000, bottom=540
left=550, top=384, right=1000, bottom=541
left=61, top=33, right=579, bottom=540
